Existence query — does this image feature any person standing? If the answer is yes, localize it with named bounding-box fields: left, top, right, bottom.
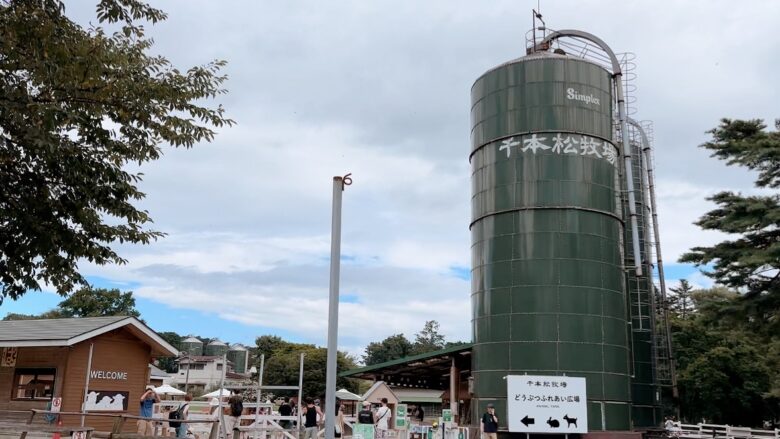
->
left=412, top=405, right=424, bottom=424
left=138, top=385, right=160, bottom=436
left=357, top=401, right=374, bottom=424
left=480, top=404, right=498, bottom=439
left=224, top=395, right=244, bottom=438
left=334, top=398, right=344, bottom=438
left=303, top=397, right=323, bottom=439
left=374, top=398, right=391, bottom=439
left=176, top=394, right=192, bottom=438
left=278, top=397, right=292, bottom=430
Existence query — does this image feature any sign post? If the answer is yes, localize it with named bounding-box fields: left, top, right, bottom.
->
left=506, top=375, right=588, bottom=434
left=352, top=423, right=375, bottom=439
left=395, top=404, right=408, bottom=430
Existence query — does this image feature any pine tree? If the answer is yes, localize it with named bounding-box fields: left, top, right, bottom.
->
left=668, top=279, right=695, bottom=319
left=680, top=119, right=780, bottom=334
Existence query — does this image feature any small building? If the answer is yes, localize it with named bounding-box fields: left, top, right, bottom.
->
left=170, top=355, right=230, bottom=395
left=148, top=363, right=171, bottom=387
left=0, top=316, right=178, bottom=431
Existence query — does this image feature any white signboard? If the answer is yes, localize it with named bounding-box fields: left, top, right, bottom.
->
left=507, top=375, right=587, bottom=434
left=51, top=397, right=62, bottom=413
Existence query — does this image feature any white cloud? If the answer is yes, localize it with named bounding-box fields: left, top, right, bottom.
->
left=50, top=0, right=776, bottom=354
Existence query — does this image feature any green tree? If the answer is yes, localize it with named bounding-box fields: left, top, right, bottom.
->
left=0, top=0, right=233, bottom=303
left=156, top=331, right=183, bottom=372
left=2, top=286, right=140, bottom=319
left=254, top=335, right=288, bottom=362
left=410, top=320, right=446, bottom=355
left=668, top=279, right=695, bottom=319
left=253, top=335, right=359, bottom=398
left=680, top=119, right=780, bottom=333
left=363, top=333, right=413, bottom=365
left=670, top=288, right=778, bottom=425
left=56, top=286, right=140, bottom=317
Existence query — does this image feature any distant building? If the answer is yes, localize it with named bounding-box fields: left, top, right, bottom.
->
left=169, top=355, right=249, bottom=395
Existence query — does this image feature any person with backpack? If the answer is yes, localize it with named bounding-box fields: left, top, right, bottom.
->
left=374, top=398, right=391, bottom=439
left=224, top=394, right=244, bottom=438
left=168, top=394, right=192, bottom=438
left=278, top=397, right=292, bottom=430
left=357, top=401, right=374, bottom=424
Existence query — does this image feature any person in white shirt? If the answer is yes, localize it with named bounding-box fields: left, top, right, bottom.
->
left=374, top=398, right=391, bottom=439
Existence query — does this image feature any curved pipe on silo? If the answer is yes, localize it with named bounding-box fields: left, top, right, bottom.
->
left=540, top=30, right=643, bottom=276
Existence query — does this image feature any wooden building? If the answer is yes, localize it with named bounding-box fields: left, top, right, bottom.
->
left=0, top=316, right=178, bottom=430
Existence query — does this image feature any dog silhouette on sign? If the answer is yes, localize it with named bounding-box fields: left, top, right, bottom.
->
left=563, top=415, right=577, bottom=428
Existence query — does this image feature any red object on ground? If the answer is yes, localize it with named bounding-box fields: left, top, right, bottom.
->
left=52, top=417, right=62, bottom=439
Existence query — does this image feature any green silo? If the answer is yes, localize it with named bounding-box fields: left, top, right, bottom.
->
left=181, top=336, right=203, bottom=356
left=227, top=344, right=249, bottom=374
left=470, top=52, right=632, bottom=430
left=205, top=339, right=228, bottom=357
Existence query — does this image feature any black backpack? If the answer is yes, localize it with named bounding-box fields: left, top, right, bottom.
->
left=230, top=400, right=244, bottom=417
left=358, top=409, right=373, bottom=424
left=169, top=404, right=188, bottom=428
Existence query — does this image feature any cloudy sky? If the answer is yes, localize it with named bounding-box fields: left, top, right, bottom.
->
left=2, top=0, right=778, bottom=359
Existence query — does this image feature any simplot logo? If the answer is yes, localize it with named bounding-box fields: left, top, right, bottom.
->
left=566, top=88, right=600, bottom=106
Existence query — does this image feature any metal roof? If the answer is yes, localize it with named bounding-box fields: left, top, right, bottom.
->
left=340, top=344, right=472, bottom=390
left=149, top=363, right=170, bottom=378
left=0, top=316, right=178, bottom=357
left=392, top=388, right=443, bottom=403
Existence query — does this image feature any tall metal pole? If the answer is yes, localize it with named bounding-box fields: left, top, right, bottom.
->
left=297, top=353, right=305, bottom=433
left=184, top=354, right=191, bottom=395
left=218, top=353, right=228, bottom=438
left=325, top=174, right=351, bottom=439
left=81, top=343, right=94, bottom=427
left=255, top=354, right=265, bottom=427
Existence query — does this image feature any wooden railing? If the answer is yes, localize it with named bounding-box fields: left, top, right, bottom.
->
left=0, top=409, right=220, bottom=439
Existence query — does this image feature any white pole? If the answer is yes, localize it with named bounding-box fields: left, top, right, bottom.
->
left=255, top=354, right=265, bottom=428
left=184, top=354, right=191, bottom=395
left=81, top=343, right=94, bottom=427
left=219, top=353, right=228, bottom=438
left=325, top=174, right=350, bottom=439
left=297, top=353, right=305, bottom=433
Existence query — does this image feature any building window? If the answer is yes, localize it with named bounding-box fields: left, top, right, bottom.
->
left=216, top=364, right=223, bottom=371
left=13, top=368, right=56, bottom=400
